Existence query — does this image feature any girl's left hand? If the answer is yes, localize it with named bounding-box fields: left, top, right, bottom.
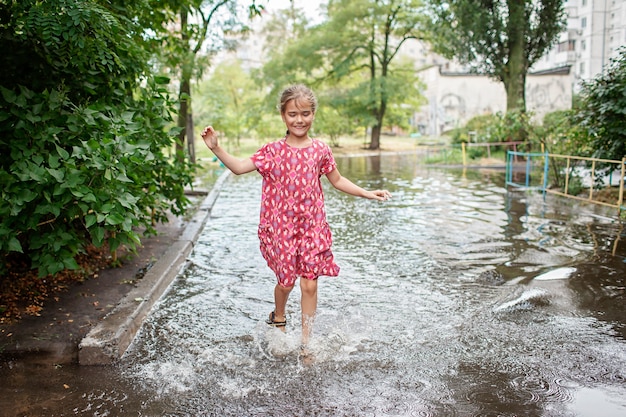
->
left=371, top=190, right=392, bottom=201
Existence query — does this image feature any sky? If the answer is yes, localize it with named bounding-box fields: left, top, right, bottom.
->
left=263, top=0, right=326, bottom=22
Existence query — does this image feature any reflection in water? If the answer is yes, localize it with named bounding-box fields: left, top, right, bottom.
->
left=1, top=153, right=625, bottom=416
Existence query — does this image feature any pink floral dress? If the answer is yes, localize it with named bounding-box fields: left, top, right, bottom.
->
left=251, top=137, right=341, bottom=287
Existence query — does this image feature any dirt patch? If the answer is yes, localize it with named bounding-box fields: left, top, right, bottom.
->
left=0, top=245, right=114, bottom=324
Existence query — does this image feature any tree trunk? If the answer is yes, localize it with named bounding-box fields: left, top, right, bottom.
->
left=176, top=10, right=189, bottom=163
left=370, top=123, right=381, bottom=150
left=505, top=0, right=527, bottom=113
left=177, top=78, right=190, bottom=162
left=369, top=91, right=387, bottom=150
left=368, top=42, right=381, bottom=151
left=187, top=112, right=195, bottom=164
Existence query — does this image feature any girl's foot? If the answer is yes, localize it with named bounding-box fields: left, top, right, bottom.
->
left=266, top=311, right=286, bottom=328
left=299, top=344, right=315, bottom=365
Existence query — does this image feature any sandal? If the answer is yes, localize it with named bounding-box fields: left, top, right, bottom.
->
left=266, top=311, right=286, bottom=327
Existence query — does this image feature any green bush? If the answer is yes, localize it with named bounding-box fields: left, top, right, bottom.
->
left=573, top=48, right=626, bottom=162
left=0, top=0, right=193, bottom=277
left=449, top=112, right=534, bottom=145
left=0, top=80, right=192, bottom=277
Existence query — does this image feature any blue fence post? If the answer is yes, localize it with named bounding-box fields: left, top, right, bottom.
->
left=543, top=151, right=550, bottom=201
left=506, top=150, right=511, bottom=185
left=524, top=153, right=530, bottom=187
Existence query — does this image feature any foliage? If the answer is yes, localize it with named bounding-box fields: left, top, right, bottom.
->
left=153, top=0, right=263, bottom=159
left=196, top=59, right=256, bottom=142
left=260, top=0, right=427, bottom=150
left=194, top=58, right=278, bottom=147
left=539, top=110, right=587, bottom=155
left=0, top=0, right=193, bottom=277
left=448, top=111, right=534, bottom=146
left=0, top=0, right=150, bottom=103
left=0, top=79, right=191, bottom=278
left=448, top=114, right=500, bottom=144
left=426, top=0, right=566, bottom=112
left=572, top=49, right=626, bottom=162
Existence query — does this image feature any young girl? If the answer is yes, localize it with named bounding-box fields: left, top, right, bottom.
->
left=201, top=84, right=391, bottom=349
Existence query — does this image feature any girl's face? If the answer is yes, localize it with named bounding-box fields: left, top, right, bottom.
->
left=281, top=99, right=315, bottom=139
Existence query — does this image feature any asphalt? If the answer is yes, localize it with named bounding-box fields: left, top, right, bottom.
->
left=0, top=171, right=230, bottom=366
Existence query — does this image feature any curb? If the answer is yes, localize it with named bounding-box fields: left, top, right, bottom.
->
left=78, top=170, right=231, bottom=365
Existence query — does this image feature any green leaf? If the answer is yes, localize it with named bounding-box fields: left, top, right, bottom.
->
left=115, top=172, right=133, bottom=183
left=8, top=237, right=23, bottom=253
left=55, top=144, right=70, bottom=160
left=91, top=227, right=105, bottom=246
left=82, top=193, right=97, bottom=203
left=121, top=111, right=135, bottom=123
left=118, top=192, right=139, bottom=209
left=85, top=213, right=97, bottom=228
left=100, top=203, right=114, bottom=213
left=25, top=113, right=41, bottom=123
left=154, top=76, right=170, bottom=85
left=63, top=257, right=80, bottom=270
left=47, top=168, right=65, bottom=182
left=18, top=188, right=38, bottom=204
left=1, top=86, right=16, bottom=103
left=49, top=154, right=61, bottom=169
left=105, top=212, right=125, bottom=225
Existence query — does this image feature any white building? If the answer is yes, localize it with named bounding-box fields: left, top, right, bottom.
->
left=532, top=0, right=626, bottom=90
left=415, top=65, right=573, bottom=136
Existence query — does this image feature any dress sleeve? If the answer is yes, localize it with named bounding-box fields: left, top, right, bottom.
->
left=319, top=142, right=337, bottom=176
left=251, top=142, right=273, bottom=176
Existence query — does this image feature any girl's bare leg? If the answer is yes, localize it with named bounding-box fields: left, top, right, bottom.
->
left=273, top=283, right=293, bottom=325
left=300, top=278, right=318, bottom=346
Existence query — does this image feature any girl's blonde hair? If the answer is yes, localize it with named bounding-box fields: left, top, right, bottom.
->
left=278, top=84, right=318, bottom=114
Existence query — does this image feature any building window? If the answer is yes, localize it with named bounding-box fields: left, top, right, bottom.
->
left=579, top=62, right=585, bottom=76
left=582, top=0, right=587, bottom=5
left=581, top=17, right=587, bottom=29
left=559, top=40, right=576, bottom=52
left=581, top=39, right=586, bottom=51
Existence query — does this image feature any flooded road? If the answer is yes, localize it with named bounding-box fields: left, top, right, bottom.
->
left=2, top=153, right=625, bottom=416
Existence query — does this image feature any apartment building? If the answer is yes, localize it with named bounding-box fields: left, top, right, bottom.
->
left=532, top=0, right=626, bottom=90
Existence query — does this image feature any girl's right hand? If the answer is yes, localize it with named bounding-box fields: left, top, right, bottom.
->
left=201, top=126, right=218, bottom=150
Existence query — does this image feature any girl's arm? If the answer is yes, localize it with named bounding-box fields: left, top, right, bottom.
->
left=201, top=126, right=256, bottom=175
left=326, top=168, right=391, bottom=201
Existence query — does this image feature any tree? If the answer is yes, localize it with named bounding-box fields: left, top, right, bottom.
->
left=261, top=0, right=426, bottom=150
left=573, top=49, right=626, bottom=161
left=0, top=0, right=194, bottom=276
left=427, top=0, right=566, bottom=113
left=195, top=58, right=265, bottom=147
left=154, top=0, right=263, bottom=163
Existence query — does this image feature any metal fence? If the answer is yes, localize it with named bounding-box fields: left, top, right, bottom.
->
left=505, top=150, right=626, bottom=217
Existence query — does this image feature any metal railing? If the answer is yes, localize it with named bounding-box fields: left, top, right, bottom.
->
left=506, top=150, right=625, bottom=216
